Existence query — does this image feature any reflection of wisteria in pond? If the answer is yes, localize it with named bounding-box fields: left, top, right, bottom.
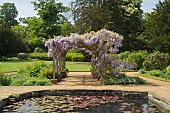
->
left=1, top=95, right=161, bottom=113
left=19, top=100, right=41, bottom=113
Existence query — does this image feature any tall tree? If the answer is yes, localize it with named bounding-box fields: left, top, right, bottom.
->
left=71, top=0, right=144, bottom=51
left=32, top=0, right=70, bottom=38
left=0, top=27, right=28, bottom=56
left=19, top=16, right=45, bottom=51
left=0, top=3, right=18, bottom=28
left=141, top=0, right=170, bottom=53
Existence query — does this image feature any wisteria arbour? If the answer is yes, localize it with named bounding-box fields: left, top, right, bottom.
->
left=45, top=29, right=134, bottom=80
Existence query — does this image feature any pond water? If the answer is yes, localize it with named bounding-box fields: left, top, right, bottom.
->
left=1, top=95, right=160, bottom=113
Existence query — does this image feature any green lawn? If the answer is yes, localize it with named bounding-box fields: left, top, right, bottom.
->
left=0, top=61, right=91, bottom=73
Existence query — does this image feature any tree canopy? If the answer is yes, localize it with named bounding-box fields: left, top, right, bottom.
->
left=1, top=0, right=170, bottom=55
left=141, top=0, right=170, bottom=53
left=0, top=3, right=18, bottom=28
left=71, top=0, right=144, bottom=51
left=0, top=27, right=28, bottom=56
left=32, top=0, right=70, bottom=38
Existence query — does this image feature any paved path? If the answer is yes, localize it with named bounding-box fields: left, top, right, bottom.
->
left=0, top=72, right=170, bottom=107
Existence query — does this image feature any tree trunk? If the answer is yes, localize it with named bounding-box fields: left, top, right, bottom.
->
left=62, top=56, right=66, bottom=69
left=53, top=55, right=56, bottom=80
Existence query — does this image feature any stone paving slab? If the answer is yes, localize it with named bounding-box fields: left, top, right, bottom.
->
left=0, top=72, right=170, bottom=107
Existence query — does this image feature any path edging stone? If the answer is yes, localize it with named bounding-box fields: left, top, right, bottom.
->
left=149, top=94, right=170, bottom=111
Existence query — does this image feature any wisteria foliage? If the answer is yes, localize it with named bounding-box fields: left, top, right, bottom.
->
left=45, top=29, right=135, bottom=79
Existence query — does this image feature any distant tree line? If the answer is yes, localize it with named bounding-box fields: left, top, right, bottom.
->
left=0, top=0, right=170, bottom=56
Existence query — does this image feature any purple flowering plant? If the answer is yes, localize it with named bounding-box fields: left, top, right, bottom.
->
left=45, top=29, right=135, bottom=80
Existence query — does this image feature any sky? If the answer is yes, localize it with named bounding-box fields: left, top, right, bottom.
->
left=0, top=0, right=164, bottom=19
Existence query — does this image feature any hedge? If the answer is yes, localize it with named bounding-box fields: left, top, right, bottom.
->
left=28, top=53, right=52, bottom=61
left=28, top=53, right=89, bottom=62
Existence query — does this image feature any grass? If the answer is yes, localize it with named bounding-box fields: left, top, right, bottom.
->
left=66, top=62, right=91, bottom=72
left=0, top=61, right=91, bottom=73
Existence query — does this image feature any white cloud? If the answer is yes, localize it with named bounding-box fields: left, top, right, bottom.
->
left=142, top=0, right=164, bottom=12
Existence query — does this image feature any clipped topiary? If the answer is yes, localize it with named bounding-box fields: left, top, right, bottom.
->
left=17, top=53, right=28, bottom=60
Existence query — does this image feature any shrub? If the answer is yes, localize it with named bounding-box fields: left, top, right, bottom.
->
left=28, top=52, right=90, bottom=62
left=0, top=56, right=19, bottom=61
left=72, top=54, right=85, bottom=62
left=66, top=53, right=75, bottom=61
left=34, top=47, right=44, bottom=53
left=22, top=78, right=37, bottom=86
left=10, top=74, right=52, bottom=86
left=119, top=51, right=131, bottom=60
left=66, top=53, right=86, bottom=62
left=0, top=28, right=28, bottom=56
left=101, top=75, right=146, bottom=85
left=39, top=67, right=53, bottom=79
left=17, top=53, right=28, bottom=60
left=68, top=49, right=91, bottom=62
left=34, top=78, right=52, bottom=86
left=10, top=74, right=28, bottom=86
left=0, top=74, right=11, bottom=86
left=28, top=53, right=52, bottom=61
left=143, top=51, right=169, bottom=71
left=126, top=51, right=148, bottom=70
left=68, top=49, right=82, bottom=53
left=7, top=57, right=19, bottom=61
left=138, top=69, right=146, bottom=74
left=0, top=56, right=8, bottom=61
left=164, top=71, right=170, bottom=80
left=166, top=65, right=170, bottom=71
left=27, top=62, right=47, bottom=77
left=0, top=63, right=53, bottom=86
left=149, top=70, right=163, bottom=77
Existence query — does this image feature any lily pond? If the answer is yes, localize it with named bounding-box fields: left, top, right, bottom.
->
left=1, top=95, right=160, bottom=113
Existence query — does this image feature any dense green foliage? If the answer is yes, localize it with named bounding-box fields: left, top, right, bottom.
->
left=166, top=65, right=170, bottom=72
left=28, top=53, right=52, bottom=61
left=16, top=0, right=70, bottom=52
left=101, top=75, right=146, bottom=85
left=138, top=68, right=170, bottom=81
left=0, top=3, right=18, bottom=28
left=66, top=53, right=85, bottom=62
left=0, top=62, right=53, bottom=86
left=0, top=28, right=28, bottom=56
left=0, top=57, right=19, bottom=61
left=1, top=0, right=170, bottom=54
left=143, top=51, right=169, bottom=71
left=126, top=50, right=148, bottom=70
left=32, top=0, right=70, bottom=38
left=71, top=0, right=144, bottom=51
left=0, top=74, right=11, bottom=86
left=141, top=0, right=170, bottom=53
left=20, top=62, right=68, bottom=81
left=119, top=51, right=170, bottom=71
left=149, top=70, right=163, bottom=77
left=26, top=62, right=48, bottom=77
left=0, top=72, right=52, bottom=86
left=28, top=52, right=91, bottom=62
left=10, top=74, right=52, bottom=86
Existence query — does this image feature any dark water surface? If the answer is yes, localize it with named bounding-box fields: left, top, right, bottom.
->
left=1, top=95, right=160, bottom=113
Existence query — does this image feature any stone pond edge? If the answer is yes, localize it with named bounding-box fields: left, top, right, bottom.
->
left=148, top=94, right=170, bottom=111
left=0, top=89, right=169, bottom=112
